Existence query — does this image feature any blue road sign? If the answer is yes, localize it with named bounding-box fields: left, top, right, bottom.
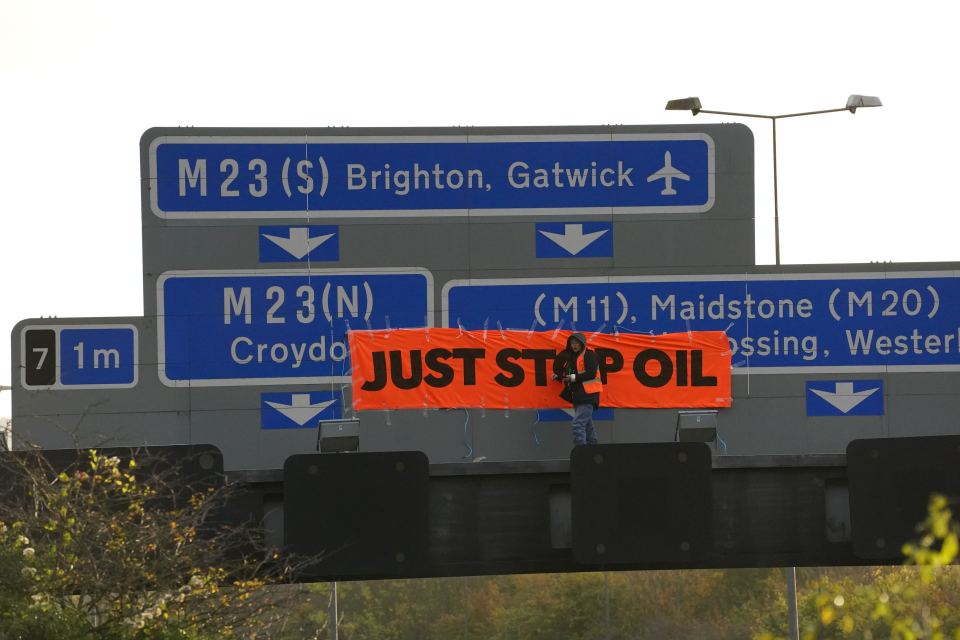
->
left=536, top=222, right=613, bottom=258
left=150, top=135, right=713, bottom=218
left=443, top=272, right=960, bottom=372
left=158, top=269, right=432, bottom=386
left=21, top=325, right=138, bottom=389
left=261, top=390, right=343, bottom=429
left=806, top=380, right=884, bottom=416
left=259, top=225, right=339, bottom=263
left=537, top=408, right=615, bottom=422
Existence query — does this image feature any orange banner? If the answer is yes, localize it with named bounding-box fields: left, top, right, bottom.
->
left=349, top=329, right=731, bottom=411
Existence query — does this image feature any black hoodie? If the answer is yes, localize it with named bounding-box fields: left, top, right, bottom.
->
left=552, top=332, right=600, bottom=408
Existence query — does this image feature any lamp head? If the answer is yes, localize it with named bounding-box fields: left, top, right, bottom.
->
left=665, top=97, right=702, bottom=116
left=846, top=94, right=883, bottom=113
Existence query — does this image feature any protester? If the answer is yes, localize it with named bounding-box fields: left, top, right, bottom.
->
left=552, top=332, right=602, bottom=445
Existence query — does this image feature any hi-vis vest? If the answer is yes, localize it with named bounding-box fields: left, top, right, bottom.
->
left=575, top=351, right=603, bottom=395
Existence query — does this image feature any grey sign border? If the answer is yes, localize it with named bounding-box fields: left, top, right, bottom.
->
left=148, top=133, right=715, bottom=220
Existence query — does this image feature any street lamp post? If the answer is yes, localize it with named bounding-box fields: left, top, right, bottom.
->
left=665, top=95, right=882, bottom=265
left=666, top=94, right=881, bottom=640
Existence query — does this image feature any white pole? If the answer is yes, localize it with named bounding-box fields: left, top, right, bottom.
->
left=786, top=567, right=800, bottom=640
left=329, top=581, right=339, bottom=640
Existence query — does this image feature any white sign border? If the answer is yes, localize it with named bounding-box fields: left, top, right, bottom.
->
left=156, top=267, right=435, bottom=388
left=440, top=270, right=960, bottom=375
left=148, top=133, right=716, bottom=220
left=20, top=324, right=140, bottom=390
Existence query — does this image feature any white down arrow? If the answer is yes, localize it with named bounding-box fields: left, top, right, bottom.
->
left=265, top=394, right=336, bottom=426
left=538, top=224, right=608, bottom=256
left=263, top=227, right=335, bottom=260
left=810, top=382, right=879, bottom=414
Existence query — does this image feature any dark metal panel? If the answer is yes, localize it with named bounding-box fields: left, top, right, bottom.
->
left=284, top=451, right=428, bottom=579
left=711, top=466, right=846, bottom=567
left=570, top=443, right=713, bottom=564
left=208, top=454, right=960, bottom=581
left=848, top=436, right=960, bottom=559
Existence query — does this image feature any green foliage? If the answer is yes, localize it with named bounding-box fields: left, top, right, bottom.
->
left=271, top=565, right=960, bottom=640
left=757, top=493, right=960, bottom=640
left=0, top=449, right=295, bottom=639
left=296, top=577, right=506, bottom=640
left=275, top=569, right=787, bottom=640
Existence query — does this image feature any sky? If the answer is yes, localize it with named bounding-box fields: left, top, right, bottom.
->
left=1, top=0, right=956, bottom=418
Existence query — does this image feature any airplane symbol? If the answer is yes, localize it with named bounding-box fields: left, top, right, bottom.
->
left=262, top=227, right=335, bottom=260
left=646, top=151, right=690, bottom=196
left=264, top=393, right=337, bottom=427
left=810, top=382, right=880, bottom=414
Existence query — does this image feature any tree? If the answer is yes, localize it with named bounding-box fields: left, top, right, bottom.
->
left=0, top=447, right=300, bottom=639
left=757, top=494, right=960, bottom=640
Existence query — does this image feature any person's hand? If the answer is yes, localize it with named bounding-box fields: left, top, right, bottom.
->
left=551, top=373, right=560, bottom=381
left=568, top=373, right=576, bottom=383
